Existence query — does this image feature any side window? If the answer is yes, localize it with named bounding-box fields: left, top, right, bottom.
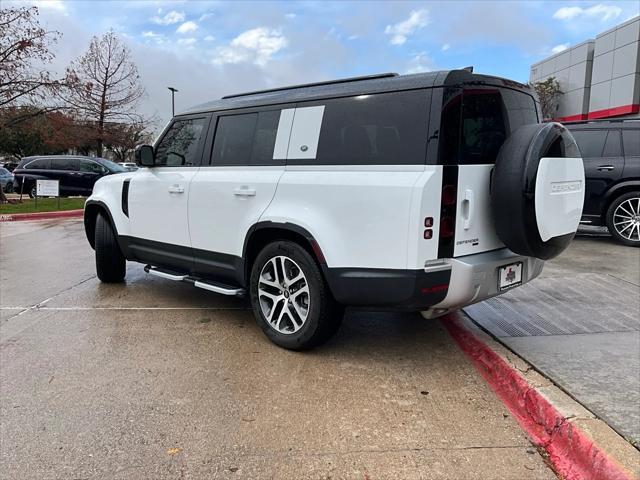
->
left=306, top=90, right=429, bottom=165
left=622, top=130, right=640, bottom=157
left=571, top=130, right=607, bottom=158
left=602, top=130, right=622, bottom=157
left=155, top=117, right=207, bottom=167
left=79, top=160, right=106, bottom=174
left=211, top=110, right=282, bottom=166
left=25, top=158, right=50, bottom=169
left=51, top=158, right=79, bottom=171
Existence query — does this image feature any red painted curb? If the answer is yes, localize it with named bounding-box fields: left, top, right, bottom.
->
left=0, top=209, right=84, bottom=222
left=443, top=314, right=633, bottom=480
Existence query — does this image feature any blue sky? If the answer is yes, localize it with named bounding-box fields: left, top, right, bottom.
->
left=15, top=0, right=640, bottom=125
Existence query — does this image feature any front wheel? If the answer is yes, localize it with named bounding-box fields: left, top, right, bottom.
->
left=249, top=241, right=343, bottom=350
left=95, top=213, right=126, bottom=282
left=606, top=192, right=640, bottom=247
left=28, top=185, right=36, bottom=198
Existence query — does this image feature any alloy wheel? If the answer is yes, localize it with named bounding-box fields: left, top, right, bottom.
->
left=613, top=197, right=640, bottom=242
left=257, top=255, right=310, bottom=334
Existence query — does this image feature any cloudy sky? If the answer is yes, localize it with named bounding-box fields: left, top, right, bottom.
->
left=11, top=0, right=640, bottom=127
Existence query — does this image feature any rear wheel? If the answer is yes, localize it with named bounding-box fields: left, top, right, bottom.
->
left=249, top=241, right=343, bottom=350
left=95, top=213, right=126, bottom=282
left=28, top=185, right=36, bottom=198
left=606, top=192, right=640, bottom=247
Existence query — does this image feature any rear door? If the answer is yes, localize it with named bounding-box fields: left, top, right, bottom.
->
left=77, top=159, right=108, bottom=195
left=570, top=128, right=624, bottom=217
left=188, top=107, right=286, bottom=283
left=437, top=86, right=540, bottom=257
left=49, top=157, right=79, bottom=195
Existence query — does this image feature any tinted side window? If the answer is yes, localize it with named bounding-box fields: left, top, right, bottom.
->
left=211, top=111, right=282, bottom=166
left=79, top=160, right=106, bottom=173
left=51, top=158, right=79, bottom=171
left=155, top=118, right=207, bottom=167
left=311, top=90, right=429, bottom=165
left=25, top=159, right=50, bottom=169
left=460, top=90, right=506, bottom=165
left=571, top=130, right=607, bottom=157
left=602, top=130, right=622, bottom=157
left=623, top=130, right=640, bottom=156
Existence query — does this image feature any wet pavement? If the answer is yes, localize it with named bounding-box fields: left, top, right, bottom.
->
left=0, top=219, right=555, bottom=479
left=465, top=231, right=640, bottom=446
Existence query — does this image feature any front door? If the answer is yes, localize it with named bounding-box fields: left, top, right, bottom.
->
left=127, top=115, right=210, bottom=271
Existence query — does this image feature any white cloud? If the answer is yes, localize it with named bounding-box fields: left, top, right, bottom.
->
left=204, top=35, right=215, bottom=42
left=214, top=27, right=288, bottom=67
left=152, top=10, right=185, bottom=25
left=441, top=43, right=450, bottom=51
left=285, top=13, right=297, bottom=19
left=33, top=0, right=66, bottom=11
left=176, top=21, right=198, bottom=34
left=551, top=43, right=569, bottom=54
left=553, top=4, right=622, bottom=21
left=405, top=52, right=435, bottom=74
left=384, top=9, right=429, bottom=45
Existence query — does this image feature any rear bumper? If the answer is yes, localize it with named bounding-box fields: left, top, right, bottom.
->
left=422, top=248, right=544, bottom=317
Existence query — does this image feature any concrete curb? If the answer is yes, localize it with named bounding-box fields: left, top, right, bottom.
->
left=0, top=209, right=83, bottom=222
left=444, top=312, right=639, bottom=480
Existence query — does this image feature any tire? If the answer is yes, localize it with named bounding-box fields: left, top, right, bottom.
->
left=249, top=241, right=343, bottom=350
left=28, top=185, right=36, bottom=198
left=491, top=122, right=583, bottom=260
left=606, top=192, right=640, bottom=247
left=95, top=213, right=126, bottom=282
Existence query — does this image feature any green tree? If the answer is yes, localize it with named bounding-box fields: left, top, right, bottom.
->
left=531, top=77, right=563, bottom=121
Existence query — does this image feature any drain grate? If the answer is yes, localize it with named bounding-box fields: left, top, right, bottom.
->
left=464, top=273, right=640, bottom=338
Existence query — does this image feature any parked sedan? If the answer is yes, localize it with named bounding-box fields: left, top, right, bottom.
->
left=566, top=120, right=639, bottom=246
left=0, top=167, right=14, bottom=193
left=12, top=155, right=126, bottom=198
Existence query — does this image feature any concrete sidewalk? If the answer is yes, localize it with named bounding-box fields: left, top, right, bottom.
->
left=465, top=233, right=640, bottom=447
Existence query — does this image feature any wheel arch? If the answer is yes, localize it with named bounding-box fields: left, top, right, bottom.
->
left=241, top=222, right=326, bottom=287
left=84, top=200, right=118, bottom=250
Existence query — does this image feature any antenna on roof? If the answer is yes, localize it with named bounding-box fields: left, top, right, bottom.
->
left=222, top=72, right=399, bottom=99
left=462, top=66, right=474, bottom=73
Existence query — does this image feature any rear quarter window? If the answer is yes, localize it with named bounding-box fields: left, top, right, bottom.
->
left=570, top=130, right=607, bottom=158
left=25, top=158, right=51, bottom=169
left=623, top=130, right=640, bottom=156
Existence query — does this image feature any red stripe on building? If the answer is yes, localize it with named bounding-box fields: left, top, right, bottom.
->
left=555, top=113, right=589, bottom=122
left=587, top=104, right=640, bottom=119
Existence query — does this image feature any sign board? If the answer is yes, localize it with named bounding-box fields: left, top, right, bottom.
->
left=36, top=179, right=59, bottom=197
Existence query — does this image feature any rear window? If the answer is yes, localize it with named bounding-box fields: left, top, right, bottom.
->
left=51, top=158, right=79, bottom=171
left=310, top=90, right=429, bottom=165
left=24, top=158, right=50, bottom=169
left=623, top=130, right=640, bottom=156
left=571, top=130, right=607, bottom=158
left=439, top=87, right=538, bottom=165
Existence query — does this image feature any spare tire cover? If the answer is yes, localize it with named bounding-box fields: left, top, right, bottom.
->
left=491, top=122, right=584, bottom=260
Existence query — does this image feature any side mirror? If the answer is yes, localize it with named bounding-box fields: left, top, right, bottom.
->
left=134, top=144, right=155, bottom=167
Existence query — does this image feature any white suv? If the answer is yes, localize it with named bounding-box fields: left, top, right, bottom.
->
left=84, top=70, right=585, bottom=350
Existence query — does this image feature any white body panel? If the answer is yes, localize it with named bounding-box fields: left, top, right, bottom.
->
left=128, top=167, right=198, bottom=247
left=454, top=165, right=503, bottom=257
left=188, top=166, right=283, bottom=256
left=535, top=157, right=585, bottom=242
left=407, top=166, right=443, bottom=266
left=261, top=165, right=425, bottom=269
left=87, top=173, right=133, bottom=237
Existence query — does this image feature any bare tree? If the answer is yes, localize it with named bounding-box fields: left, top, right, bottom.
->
left=61, top=31, right=145, bottom=156
left=531, top=77, right=563, bottom=121
left=105, top=121, right=153, bottom=162
left=0, top=6, right=62, bottom=125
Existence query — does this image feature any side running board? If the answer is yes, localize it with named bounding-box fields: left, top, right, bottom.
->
left=144, top=265, right=245, bottom=297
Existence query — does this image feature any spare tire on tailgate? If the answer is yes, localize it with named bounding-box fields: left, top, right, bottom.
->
left=491, top=122, right=584, bottom=260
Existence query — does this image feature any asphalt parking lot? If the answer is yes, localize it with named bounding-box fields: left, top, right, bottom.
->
left=0, top=219, right=559, bottom=479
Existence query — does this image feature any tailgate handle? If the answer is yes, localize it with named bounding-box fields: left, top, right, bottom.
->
left=597, top=165, right=615, bottom=171
left=462, top=189, right=474, bottom=230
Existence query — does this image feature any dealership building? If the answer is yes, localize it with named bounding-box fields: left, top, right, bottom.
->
left=530, top=16, right=639, bottom=122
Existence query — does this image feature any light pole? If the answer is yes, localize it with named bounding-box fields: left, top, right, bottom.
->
left=167, top=86, right=178, bottom=117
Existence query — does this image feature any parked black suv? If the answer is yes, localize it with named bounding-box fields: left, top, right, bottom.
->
left=13, top=155, right=126, bottom=198
left=566, top=121, right=640, bottom=246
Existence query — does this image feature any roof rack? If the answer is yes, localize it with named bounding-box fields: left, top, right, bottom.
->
left=222, top=72, right=399, bottom=99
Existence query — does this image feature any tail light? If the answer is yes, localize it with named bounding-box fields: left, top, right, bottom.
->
left=440, top=216, right=455, bottom=238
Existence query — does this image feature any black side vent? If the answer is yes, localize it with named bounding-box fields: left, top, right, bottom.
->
left=121, top=179, right=131, bottom=217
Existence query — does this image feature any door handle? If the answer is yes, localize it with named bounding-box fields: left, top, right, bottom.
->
left=597, top=165, right=615, bottom=171
left=462, top=189, right=474, bottom=230
left=234, top=186, right=256, bottom=197
left=168, top=184, right=185, bottom=194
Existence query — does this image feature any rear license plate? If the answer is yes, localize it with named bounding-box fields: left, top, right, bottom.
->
left=498, top=262, right=523, bottom=291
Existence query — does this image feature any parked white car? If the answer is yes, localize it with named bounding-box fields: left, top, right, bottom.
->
left=84, top=70, right=585, bottom=350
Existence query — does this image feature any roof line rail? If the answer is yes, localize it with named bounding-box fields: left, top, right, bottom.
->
left=222, top=72, right=399, bottom=99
